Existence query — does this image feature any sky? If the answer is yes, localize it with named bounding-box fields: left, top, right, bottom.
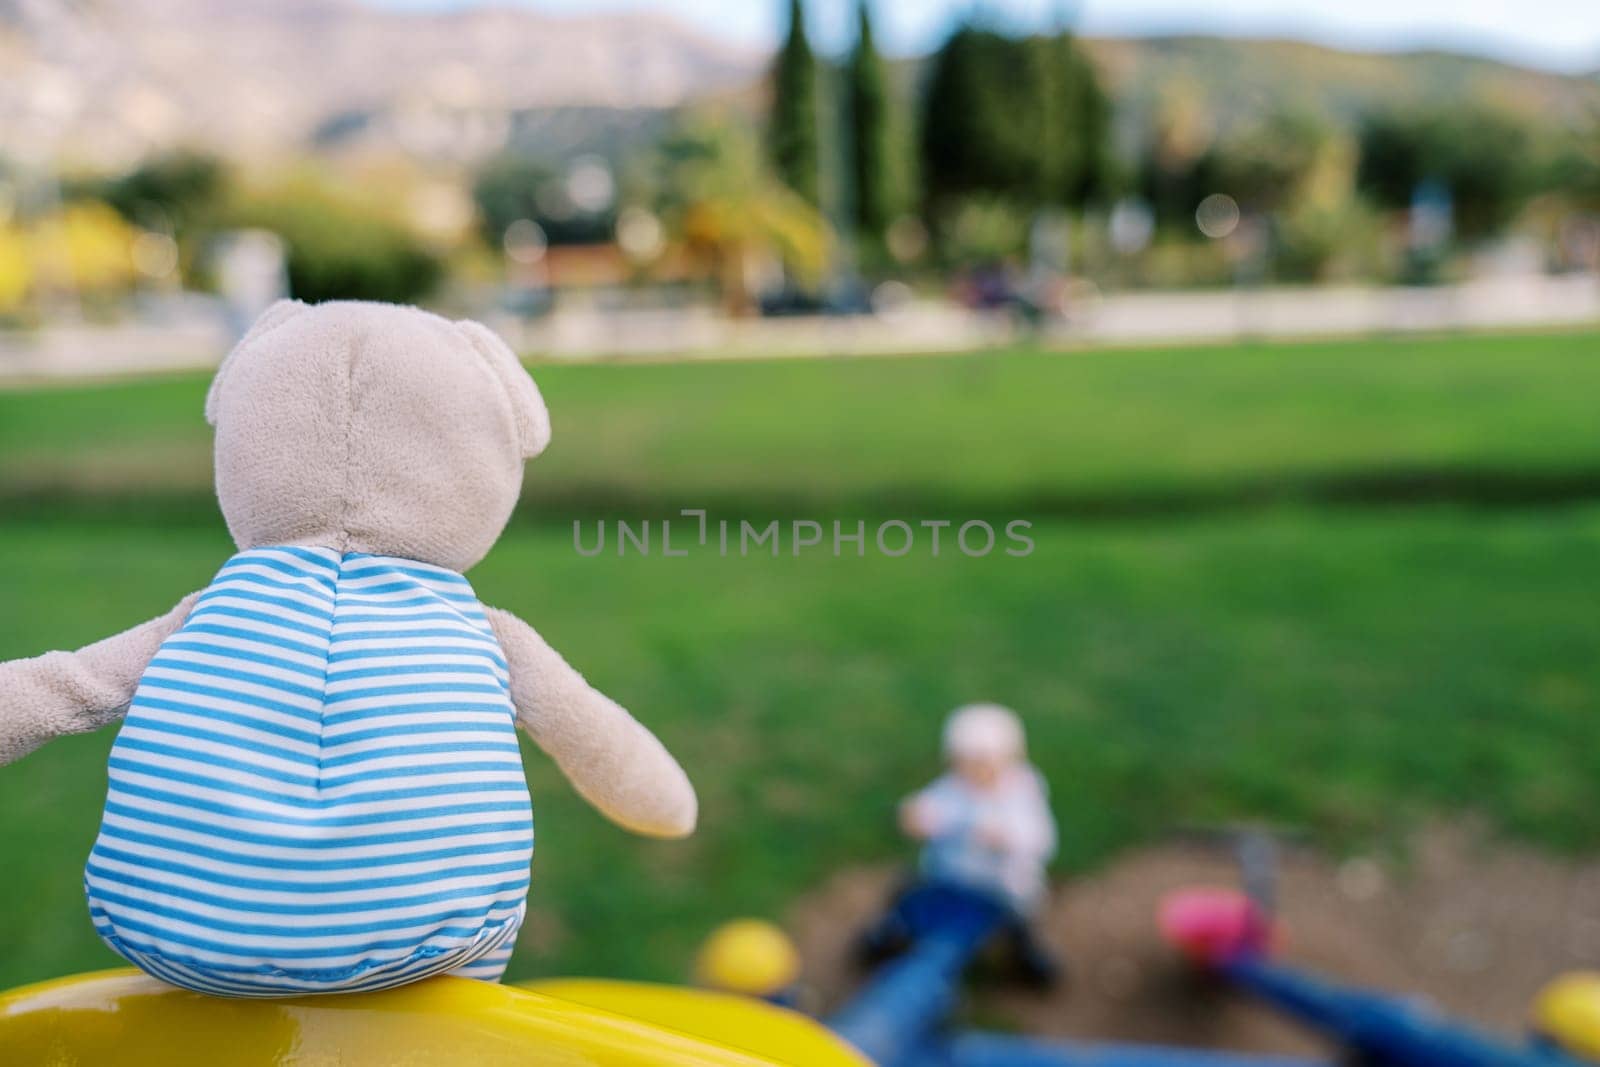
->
left=374, top=0, right=1600, bottom=73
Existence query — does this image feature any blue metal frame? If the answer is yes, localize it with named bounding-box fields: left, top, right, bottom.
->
left=935, top=1034, right=1325, bottom=1067
left=1220, top=955, right=1579, bottom=1067
left=821, top=878, right=1595, bottom=1067
left=828, top=883, right=1009, bottom=1065
left=826, top=881, right=1330, bottom=1067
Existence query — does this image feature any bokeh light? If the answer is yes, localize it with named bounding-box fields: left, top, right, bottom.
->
left=1195, top=193, right=1241, bottom=239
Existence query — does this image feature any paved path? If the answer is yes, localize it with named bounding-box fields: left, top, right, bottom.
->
left=2, top=274, right=1595, bottom=385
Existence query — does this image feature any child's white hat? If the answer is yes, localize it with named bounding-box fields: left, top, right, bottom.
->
left=943, top=703, right=1026, bottom=763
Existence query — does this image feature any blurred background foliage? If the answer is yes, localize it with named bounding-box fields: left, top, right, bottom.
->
left=227, top=177, right=444, bottom=306
left=0, top=0, right=1594, bottom=318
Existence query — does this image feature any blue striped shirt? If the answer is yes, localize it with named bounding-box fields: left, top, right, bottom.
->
left=85, top=547, right=534, bottom=996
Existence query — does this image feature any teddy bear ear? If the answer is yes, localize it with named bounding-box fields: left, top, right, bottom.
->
left=205, top=299, right=308, bottom=427
left=456, top=319, right=551, bottom=459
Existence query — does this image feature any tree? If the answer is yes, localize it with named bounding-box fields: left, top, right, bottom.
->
left=472, top=156, right=555, bottom=247
left=770, top=0, right=819, bottom=206
left=232, top=180, right=442, bottom=305
left=472, top=155, right=615, bottom=248
left=1134, top=90, right=1219, bottom=227
left=1357, top=106, right=1532, bottom=241
left=1039, top=29, right=1111, bottom=207
left=919, top=25, right=1109, bottom=215
left=653, top=114, right=831, bottom=314
left=847, top=0, right=899, bottom=240
left=921, top=26, right=1036, bottom=208
left=60, top=152, right=230, bottom=289
left=98, top=151, right=227, bottom=234
left=1210, top=110, right=1335, bottom=213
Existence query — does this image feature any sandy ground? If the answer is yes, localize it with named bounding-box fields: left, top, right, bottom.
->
left=786, top=824, right=1600, bottom=1057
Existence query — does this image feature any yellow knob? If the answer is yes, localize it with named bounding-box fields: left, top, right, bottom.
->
left=1532, top=971, right=1600, bottom=1060
left=694, top=919, right=802, bottom=997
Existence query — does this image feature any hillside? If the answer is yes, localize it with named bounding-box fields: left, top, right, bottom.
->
left=1, top=0, right=1593, bottom=170
left=0, top=0, right=759, bottom=166
left=1089, top=35, right=1599, bottom=132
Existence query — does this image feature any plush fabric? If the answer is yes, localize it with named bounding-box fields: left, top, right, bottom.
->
left=486, top=606, right=697, bottom=838
left=0, top=594, right=200, bottom=765
left=0, top=300, right=696, bottom=995
left=207, top=300, right=545, bottom=574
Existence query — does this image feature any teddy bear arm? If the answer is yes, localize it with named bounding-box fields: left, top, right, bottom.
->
left=484, top=606, right=698, bottom=839
left=0, top=592, right=201, bottom=767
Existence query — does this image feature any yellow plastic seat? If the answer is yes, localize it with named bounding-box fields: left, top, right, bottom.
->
left=0, top=968, right=862, bottom=1066
left=524, top=978, right=868, bottom=1066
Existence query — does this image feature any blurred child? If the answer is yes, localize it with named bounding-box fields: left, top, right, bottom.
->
left=862, top=703, right=1061, bottom=986
left=900, top=703, right=1057, bottom=913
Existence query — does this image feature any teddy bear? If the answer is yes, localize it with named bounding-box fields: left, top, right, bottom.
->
left=0, top=300, right=697, bottom=996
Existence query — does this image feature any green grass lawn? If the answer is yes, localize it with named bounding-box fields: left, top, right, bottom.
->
left=4, top=330, right=1599, bottom=508
left=0, top=330, right=1597, bottom=991
left=2, top=508, right=1598, bottom=989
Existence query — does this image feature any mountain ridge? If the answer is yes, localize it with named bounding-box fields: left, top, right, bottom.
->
left=1, top=0, right=1593, bottom=170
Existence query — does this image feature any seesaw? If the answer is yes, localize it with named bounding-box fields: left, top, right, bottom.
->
left=3, top=879, right=1596, bottom=1065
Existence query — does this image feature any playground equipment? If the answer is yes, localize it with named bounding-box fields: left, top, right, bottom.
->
left=1150, top=827, right=1599, bottom=1067
left=0, top=965, right=867, bottom=1066
left=1158, top=887, right=1585, bottom=1067
left=1532, top=973, right=1600, bottom=1061
left=695, top=917, right=804, bottom=999
left=828, top=881, right=1325, bottom=1067
left=3, top=876, right=1596, bottom=1065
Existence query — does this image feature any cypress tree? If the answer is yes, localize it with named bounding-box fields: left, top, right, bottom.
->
left=920, top=26, right=1044, bottom=209
left=1039, top=30, right=1111, bottom=206
left=847, top=0, right=896, bottom=238
left=770, top=0, right=820, bottom=206
left=920, top=23, right=1109, bottom=212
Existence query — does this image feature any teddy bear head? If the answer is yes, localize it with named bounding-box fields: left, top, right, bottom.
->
left=205, top=300, right=550, bottom=573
